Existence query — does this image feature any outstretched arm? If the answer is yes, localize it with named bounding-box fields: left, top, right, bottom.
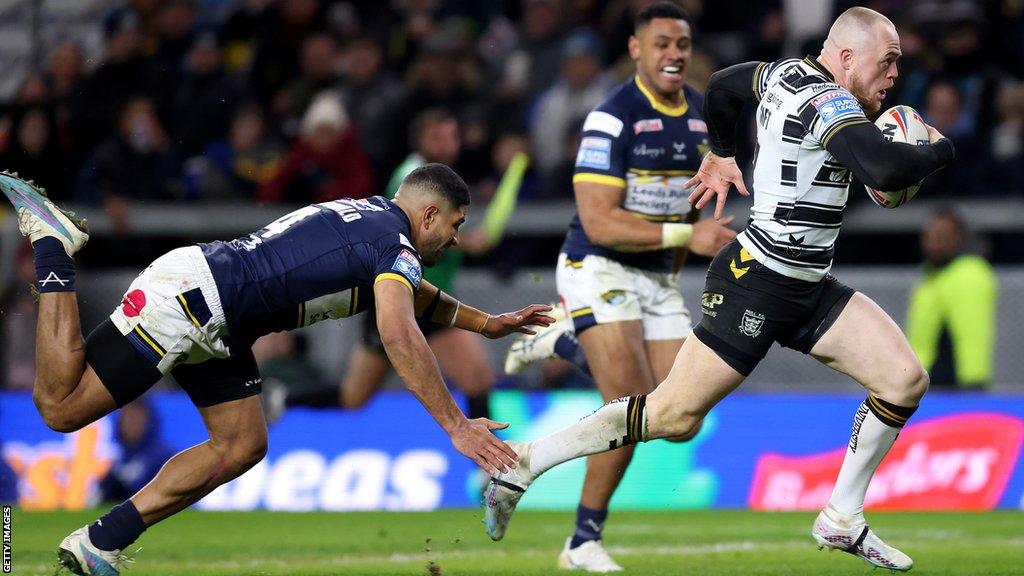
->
left=375, top=277, right=517, bottom=474
left=685, top=62, right=761, bottom=218
left=414, top=279, right=554, bottom=339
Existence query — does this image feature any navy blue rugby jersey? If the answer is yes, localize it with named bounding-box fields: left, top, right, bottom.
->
left=200, top=196, right=423, bottom=340
left=562, top=77, right=709, bottom=272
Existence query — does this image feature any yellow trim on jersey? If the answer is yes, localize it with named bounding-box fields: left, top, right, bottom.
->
left=176, top=294, right=201, bottom=328
left=573, top=173, right=627, bottom=188
left=296, top=301, right=305, bottom=328
left=133, top=325, right=166, bottom=357
left=634, top=76, right=688, bottom=117
left=627, top=210, right=684, bottom=223
left=350, top=286, right=360, bottom=314
left=821, top=118, right=872, bottom=147
left=627, top=168, right=697, bottom=176
left=375, top=272, right=414, bottom=294
left=570, top=307, right=594, bottom=318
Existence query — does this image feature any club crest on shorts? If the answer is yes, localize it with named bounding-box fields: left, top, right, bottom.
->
left=601, top=289, right=627, bottom=305
left=739, top=309, right=765, bottom=337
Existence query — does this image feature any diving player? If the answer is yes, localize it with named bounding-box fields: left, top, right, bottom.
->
left=484, top=7, right=955, bottom=572
left=0, top=163, right=551, bottom=576
left=503, top=3, right=734, bottom=571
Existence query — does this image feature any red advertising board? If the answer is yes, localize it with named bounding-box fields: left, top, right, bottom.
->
left=749, top=413, right=1024, bottom=510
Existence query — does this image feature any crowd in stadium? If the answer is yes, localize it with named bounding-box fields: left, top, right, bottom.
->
left=0, top=0, right=1021, bottom=221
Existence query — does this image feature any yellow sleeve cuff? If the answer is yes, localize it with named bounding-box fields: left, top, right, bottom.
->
left=573, top=173, right=626, bottom=188
left=374, top=273, right=414, bottom=294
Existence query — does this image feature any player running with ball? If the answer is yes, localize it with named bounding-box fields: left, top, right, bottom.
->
left=485, top=7, right=954, bottom=572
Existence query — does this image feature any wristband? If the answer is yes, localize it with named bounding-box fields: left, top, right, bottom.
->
left=661, top=223, right=693, bottom=248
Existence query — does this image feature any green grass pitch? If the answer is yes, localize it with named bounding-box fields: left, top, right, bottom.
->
left=11, top=509, right=1024, bottom=575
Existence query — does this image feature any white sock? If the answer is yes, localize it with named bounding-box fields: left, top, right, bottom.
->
left=829, top=396, right=915, bottom=522
left=528, top=395, right=646, bottom=477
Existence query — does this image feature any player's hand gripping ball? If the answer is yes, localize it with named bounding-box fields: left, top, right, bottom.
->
left=865, top=105, right=931, bottom=209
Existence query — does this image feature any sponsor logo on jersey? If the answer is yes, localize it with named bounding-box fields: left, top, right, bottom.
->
left=632, top=144, right=664, bottom=158
left=812, top=91, right=861, bottom=123
left=672, top=141, right=687, bottom=160
left=633, top=118, right=663, bottom=134
left=582, top=110, right=624, bottom=137
left=393, top=249, right=422, bottom=285
left=739, top=309, right=765, bottom=337
left=701, top=292, right=724, bottom=317
left=576, top=137, right=613, bottom=170
left=688, top=118, right=708, bottom=132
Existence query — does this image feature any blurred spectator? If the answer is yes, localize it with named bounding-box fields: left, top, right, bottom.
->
left=275, top=32, right=341, bottom=134
left=529, top=28, right=614, bottom=178
left=0, top=107, right=74, bottom=201
left=403, top=35, right=481, bottom=121
left=257, top=91, right=373, bottom=203
left=15, top=74, right=49, bottom=107
left=907, top=209, right=998, bottom=389
left=924, top=81, right=972, bottom=140
left=174, top=29, right=251, bottom=156
left=97, top=399, right=177, bottom=502
left=76, top=96, right=182, bottom=231
left=188, top=103, right=284, bottom=199
left=248, top=0, right=323, bottom=106
left=386, top=107, right=460, bottom=196
left=43, top=41, right=86, bottom=158
left=151, top=0, right=201, bottom=117
left=1, top=243, right=38, bottom=391
left=70, top=9, right=159, bottom=154
left=337, top=35, right=407, bottom=183
left=539, top=116, right=585, bottom=200
left=983, top=81, right=1024, bottom=194
left=497, top=0, right=567, bottom=103
left=221, top=0, right=276, bottom=71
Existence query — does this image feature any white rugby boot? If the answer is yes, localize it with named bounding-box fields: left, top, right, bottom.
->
left=504, top=302, right=570, bottom=374
left=812, top=505, right=913, bottom=572
left=0, top=170, right=88, bottom=255
left=557, top=538, right=623, bottom=572
left=57, top=526, right=135, bottom=576
left=483, top=440, right=534, bottom=540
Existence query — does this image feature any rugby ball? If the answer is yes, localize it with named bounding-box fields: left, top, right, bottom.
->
left=865, top=105, right=931, bottom=209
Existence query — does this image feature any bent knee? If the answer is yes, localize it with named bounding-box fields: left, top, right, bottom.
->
left=877, top=362, right=929, bottom=406
left=34, top=395, right=86, bottom=433
left=214, top=435, right=268, bottom=479
left=647, top=400, right=703, bottom=440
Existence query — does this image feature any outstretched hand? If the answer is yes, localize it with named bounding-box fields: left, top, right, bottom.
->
left=685, top=153, right=750, bottom=220
left=481, top=304, right=554, bottom=339
left=450, top=418, right=518, bottom=475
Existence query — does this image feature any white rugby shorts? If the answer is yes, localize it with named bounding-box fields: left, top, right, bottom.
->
left=556, top=252, right=691, bottom=341
left=108, top=246, right=230, bottom=374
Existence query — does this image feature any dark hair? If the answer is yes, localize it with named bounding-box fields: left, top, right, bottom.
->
left=402, top=163, right=471, bottom=207
left=410, top=108, right=458, bottom=150
left=635, top=1, right=692, bottom=31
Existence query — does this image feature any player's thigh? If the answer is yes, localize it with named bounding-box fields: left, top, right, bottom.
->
left=809, top=292, right=928, bottom=405
left=644, top=338, right=685, bottom=382
left=197, top=394, right=268, bottom=469
left=578, top=320, right=656, bottom=399
left=340, top=345, right=391, bottom=407
left=428, top=327, right=493, bottom=396
left=645, top=334, right=745, bottom=439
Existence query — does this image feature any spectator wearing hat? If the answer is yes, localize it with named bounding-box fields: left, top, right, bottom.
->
left=257, top=91, right=373, bottom=203
left=529, top=28, right=614, bottom=179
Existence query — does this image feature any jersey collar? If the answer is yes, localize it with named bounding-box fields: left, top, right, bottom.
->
left=634, top=75, right=688, bottom=117
left=802, top=56, right=835, bottom=82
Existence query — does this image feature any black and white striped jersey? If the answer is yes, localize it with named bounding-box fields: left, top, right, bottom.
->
left=737, top=57, right=871, bottom=282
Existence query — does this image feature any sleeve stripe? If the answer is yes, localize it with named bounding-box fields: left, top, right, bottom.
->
left=753, top=62, right=767, bottom=101
left=573, top=173, right=627, bottom=188
left=821, top=118, right=871, bottom=147
left=374, top=272, right=414, bottom=293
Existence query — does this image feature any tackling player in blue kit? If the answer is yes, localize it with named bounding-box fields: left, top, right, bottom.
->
left=0, top=164, right=551, bottom=576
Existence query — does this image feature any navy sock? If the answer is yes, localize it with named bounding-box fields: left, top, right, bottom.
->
left=569, top=505, right=608, bottom=548
left=32, top=237, right=75, bottom=292
left=553, top=332, right=591, bottom=376
left=88, top=500, right=146, bottom=552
